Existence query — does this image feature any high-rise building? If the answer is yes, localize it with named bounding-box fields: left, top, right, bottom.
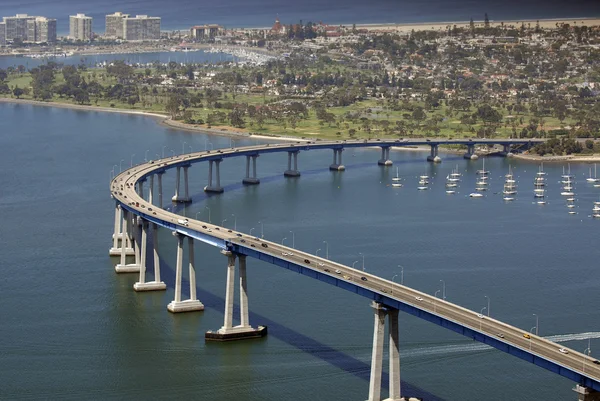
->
left=0, top=22, right=6, bottom=46
left=105, top=11, right=129, bottom=39
left=26, top=17, right=56, bottom=43
left=70, top=13, right=93, bottom=40
left=3, top=14, right=36, bottom=42
left=122, top=15, right=161, bottom=41
left=190, top=25, right=221, bottom=40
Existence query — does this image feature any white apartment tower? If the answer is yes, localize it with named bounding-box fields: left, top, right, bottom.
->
left=105, top=11, right=129, bottom=39
left=70, top=13, right=93, bottom=40
left=122, top=15, right=161, bottom=41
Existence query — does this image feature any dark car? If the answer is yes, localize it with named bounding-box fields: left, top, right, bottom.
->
left=594, top=360, right=600, bottom=365
left=236, top=233, right=242, bottom=237
left=261, top=243, right=268, bottom=248
left=361, top=277, right=368, bottom=281
left=304, top=259, right=310, bottom=264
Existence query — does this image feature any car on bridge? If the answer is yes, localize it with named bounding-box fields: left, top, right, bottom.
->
left=523, top=333, right=531, bottom=339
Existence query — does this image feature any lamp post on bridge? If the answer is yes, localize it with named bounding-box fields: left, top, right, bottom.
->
left=282, top=237, right=287, bottom=246
left=485, top=295, right=490, bottom=317
left=196, top=212, right=202, bottom=220
left=584, top=339, right=592, bottom=373
left=289, top=230, right=295, bottom=249
left=231, top=214, right=237, bottom=231
left=258, top=221, right=264, bottom=238
left=145, top=149, right=149, bottom=162
left=316, top=249, right=321, bottom=257
left=398, top=265, right=404, bottom=285
left=533, top=314, right=539, bottom=336
left=434, top=290, right=441, bottom=312
left=352, top=261, right=359, bottom=270
left=323, top=241, right=329, bottom=259
left=162, top=145, right=167, bottom=158
left=205, top=206, right=211, bottom=223
left=170, top=150, right=175, bottom=157
left=359, top=252, right=365, bottom=271
left=119, top=159, right=125, bottom=173
left=480, top=307, right=487, bottom=330
left=182, top=141, right=187, bottom=155
left=221, top=218, right=227, bottom=227
left=391, top=274, right=398, bottom=295
left=529, top=327, right=536, bottom=350
left=440, top=279, right=446, bottom=300
left=130, top=153, right=135, bottom=167
left=250, top=227, right=255, bottom=236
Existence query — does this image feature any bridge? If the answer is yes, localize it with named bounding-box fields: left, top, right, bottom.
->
left=108, top=138, right=599, bottom=401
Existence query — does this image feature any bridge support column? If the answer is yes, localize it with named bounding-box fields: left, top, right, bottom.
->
left=427, top=144, right=442, bottom=163
left=329, top=148, right=346, bottom=171
left=501, top=144, right=514, bottom=158
left=167, top=234, right=204, bottom=312
left=284, top=151, right=301, bottom=177
left=115, top=209, right=141, bottom=273
left=243, top=155, right=260, bottom=185
left=157, top=171, right=164, bottom=208
left=574, top=385, right=600, bottom=401
left=367, top=302, right=402, bottom=401
left=377, top=147, right=393, bottom=166
left=172, top=166, right=191, bottom=203
left=109, top=204, right=134, bottom=256
left=206, top=251, right=267, bottom=341
left=138, top=179, right=145, bottom=199
left=464, top=144, right=479, bottom=160
left=148, top=175, right=154, bottom=204
left=134, top=220, right=167, bottom=291
left=204, top=159, right=225, bottom=193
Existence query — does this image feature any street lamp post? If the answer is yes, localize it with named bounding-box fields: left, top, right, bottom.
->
left=434, top=290, right=441, bottom=312
left=162, top=146, right=167, bottom=158
left=130, top=153, right=135, bottom=167
left=485, top=296, right=490, bottom=317
left=119, top=159, right=125, bottom=172
left=258, top=221, right=264, bottom=238
left=398, top=265, right=404, bottom=285
left=282, top=237, right=287, bottom=246
left=352, top=261, right=359, bottom=269
left=145, top=149, right=149, bottom=161
left=359, top=252, right=365, bottom=271
left=289, top=231, right=295, bottom=249
left=392, top=274, right=398, bottom=295
left=480, top=307, right=487, bottom=329
left=170, top=150, right=175, bottom=157
left=533, top=314, right=539, bottom=336
left=323, top=241, right=329, bottom=259
left=232, top=214, right=236, bottom=230
left=221, top=218, right=227, bottom=227
left=182, top=141, right=187, bottom=155
left=529, top=327, right=536, bottom=350
left=205, top=207, right=211, bottom=223
left=250, top=228, right=255, bottom=236
left=316, top=249, right=321, bottom=257
left=205, top=138, right=208, bottom=151
left=196, top=212, right=202, bottom=220
left=440, top=279, right=446, bottom=300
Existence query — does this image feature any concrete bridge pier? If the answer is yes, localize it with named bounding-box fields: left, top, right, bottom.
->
left=148, top=175, right=154, bottom=205
left=368, top=302, right=401, bottom=401
left=284, top=151, right=301, bottom=177
left=329, top=148, right=345, bottom=171
left=464, top=144, right=479, bottom=160
left=133, top=220, right=167, bottom=291
left=243, top=154, right=260, bottom=185
left=115, top=209, right=141, bottom=273
left=574, top=385, right=600, bottom=401
left=204, top=159, right=225, bottom=193
left=172, top=166, right=192, bottom=202
left=426, top=144, right=442, bottom=163
left=167, top=234, right=204, bottom=312
left=500, top=144, right=514, bottom=158
left=377, top=147, right=393, bottom=166
left=109, top=204, right=134, bottom=256
left=156, top=171, right=164, bottom=208
left=206, top=251, right=267, bottom=341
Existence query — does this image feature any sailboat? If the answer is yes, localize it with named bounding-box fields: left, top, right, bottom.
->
left=392, top=167, right=402, bottom=187
left=561, top=175, right=575, bottom=196
left=503, top=166, right=517, bottom=201
left=561, top=164, right=573, bottom=184
left=593, top=199, right=600, bottom=218
left=534, top=164, right=546, bottom=204
left=418, top=170, right=429, bottom=190
left=445, top=167, right=458, bottom=194
left=586, top=164, right=599, bottom=183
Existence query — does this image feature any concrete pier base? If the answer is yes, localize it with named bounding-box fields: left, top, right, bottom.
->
left=329, top=164, right=345, bottom=171
left=109, top=247, right=134, bottom=257
left=206, top=325, right=267, bottom=341
left=242, top=177, right=260, bottom=185
left=203, top=185, right=224, bottom=193
left=426, top=155, right=442, bottom=163
left=133, top=281, right=167, bottom=291
left=167, top=299, right=204, bottom=313
left=284, top=170, right=301, bottom=177
left=574, top=385, right=600, bottom=401
left=378, top=146, right=393, bottom=166
left=171, top=195, right=191, bottom=203
left=378, top=159, right=393, bottom=166
left=464, top=153, right=479, bottom=160
left=115, top=264, right=141, bottom=273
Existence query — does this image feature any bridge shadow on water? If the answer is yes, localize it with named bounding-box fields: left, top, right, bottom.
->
left=158, top=160, right=447, bottom=400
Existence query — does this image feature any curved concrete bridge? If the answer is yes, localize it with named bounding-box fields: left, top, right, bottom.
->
left=109, top=138, right=599, bottom=401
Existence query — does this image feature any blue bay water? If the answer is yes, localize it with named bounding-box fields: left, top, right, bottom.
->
left=1, top=103, right=600, bottom=399
left=1, top=0, right=600, bottom=35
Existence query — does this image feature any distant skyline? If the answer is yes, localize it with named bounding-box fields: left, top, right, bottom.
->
left=3, top=0, right=600, bottom=35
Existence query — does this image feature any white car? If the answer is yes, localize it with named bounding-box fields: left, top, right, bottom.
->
left=177, top=219, right=189, bottom=226
left=335, top=269, right=341, bottom=274
left=415, top=297, right=424, bottom=301
left=282, top=252, right=288, bottom=256
left=477, top=314, right=484, bottom=319
left=318, top=263, right=325, bottom=267
left=559, top=348, right=569, bottom=354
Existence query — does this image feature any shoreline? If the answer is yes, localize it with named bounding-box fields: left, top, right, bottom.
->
left=1, top=98, right=598, bottom=161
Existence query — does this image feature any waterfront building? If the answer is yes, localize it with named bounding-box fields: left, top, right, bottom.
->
left=105, top=12, right=129, bottom=39
left=70, top=13, right=93, bottom=41
left=123, top=15, right=161, bottom=41
left=190, top=24, right=221, bottom=40
left=3, top=14, right=36, bottom=42
left=0, top=22, right=5, bottom=46
left=26, top=17, right=57, bottom=43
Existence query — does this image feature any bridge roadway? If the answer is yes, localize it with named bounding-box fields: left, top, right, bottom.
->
left=110, top=138, right=600, bottom=397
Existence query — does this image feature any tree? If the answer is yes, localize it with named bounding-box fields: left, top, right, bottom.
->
left=165, top=95, right=182, bottom=119
left=73, top=89, right=90, bottom=105
left=13, top=86, right=24, bottom=99
left=484, top=13, right=490, bottom=29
